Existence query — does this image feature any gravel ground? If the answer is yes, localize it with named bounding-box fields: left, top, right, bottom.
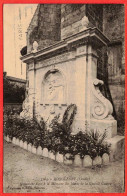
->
left=3, top=141, right=125, bottom=193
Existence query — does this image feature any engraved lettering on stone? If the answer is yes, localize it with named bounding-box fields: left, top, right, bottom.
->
left=36, top=53, right=70, bottom=69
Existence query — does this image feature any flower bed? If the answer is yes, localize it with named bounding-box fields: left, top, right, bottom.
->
left=3, top=104, right=111, bottom=167
left=4, top=135, right=110, bottom=167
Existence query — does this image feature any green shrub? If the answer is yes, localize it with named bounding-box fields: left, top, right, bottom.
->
left=3, top=72, right=25, bottom=103
left=3, top=114, right=46, bottom=147
left=3, top=104, right=110, bottom=160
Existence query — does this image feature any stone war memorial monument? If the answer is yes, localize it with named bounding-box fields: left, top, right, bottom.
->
left=20, top=4, right=124, bottom=161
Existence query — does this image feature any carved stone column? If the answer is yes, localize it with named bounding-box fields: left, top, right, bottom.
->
left=20, top=60, right=35, bottom=119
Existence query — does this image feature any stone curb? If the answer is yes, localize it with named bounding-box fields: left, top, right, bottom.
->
left=4, top=135, right=110, bottom=167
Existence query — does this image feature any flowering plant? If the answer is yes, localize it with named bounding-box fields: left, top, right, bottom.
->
left=4, top=104, right=110, bottom=160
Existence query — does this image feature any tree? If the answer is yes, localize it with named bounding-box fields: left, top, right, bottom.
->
left=3, top=72, right=25, bottom=103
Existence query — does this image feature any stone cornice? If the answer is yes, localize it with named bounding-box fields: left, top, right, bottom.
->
left=21, top=27, right=110, bottom=64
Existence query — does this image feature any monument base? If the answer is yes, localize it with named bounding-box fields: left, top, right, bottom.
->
left=106, top=135, right=125, bottom=161
left=72, top=117, right=117, bottom=139
left=90, top=118, right=117, bottom=139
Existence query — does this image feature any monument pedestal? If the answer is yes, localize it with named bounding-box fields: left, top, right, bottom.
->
left=90, top=118, right=117, bottom=139
left=21, top=27, right=124, bottom=162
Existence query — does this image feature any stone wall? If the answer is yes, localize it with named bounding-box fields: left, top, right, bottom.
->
left=103, top=4, right=125, bottom=74
left=61, top=4, right=86, bottom=39
left=103, top=4, right=125, bottom=126
left=61, top=4, right=103, bottom=40
left=86, top=4, right=103, bottom=31
left=27, top=4, right=61, bottom=53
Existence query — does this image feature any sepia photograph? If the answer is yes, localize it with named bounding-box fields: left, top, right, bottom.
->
left=3, top=3, right=125, bottom=193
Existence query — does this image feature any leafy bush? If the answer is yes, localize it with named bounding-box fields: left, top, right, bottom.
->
left=3, top=72, right=25, bottom=103
left=48, top=104, right=77, bottom=154
left=45, top=104, right=110, bottom=159
left=3, top=114, right=47, bottom=147
left=47, top=121, right=110, bottom=159
left=4, top=104, right=110, bottom=160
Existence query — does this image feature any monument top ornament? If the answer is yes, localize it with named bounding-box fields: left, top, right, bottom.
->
left=81, top=16, right=89, bottom=30
left=32, top=41, right=38, bottom=53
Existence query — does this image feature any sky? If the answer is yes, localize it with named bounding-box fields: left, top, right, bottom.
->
left=3, top=4, right=37, bottom=79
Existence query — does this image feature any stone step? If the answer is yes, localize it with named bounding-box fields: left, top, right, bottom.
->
left=106, top=135, right=125, bottom=161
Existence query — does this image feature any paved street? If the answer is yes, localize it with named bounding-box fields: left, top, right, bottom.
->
left=3, top=141, right=124, bottom=193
